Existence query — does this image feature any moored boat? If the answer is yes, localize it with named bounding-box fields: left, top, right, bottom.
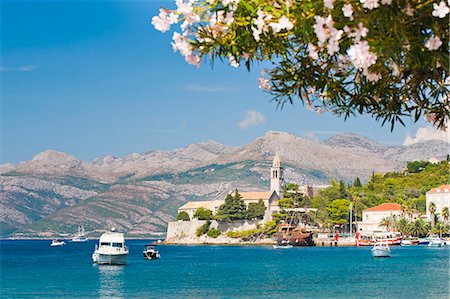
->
left=50, top=239, right=66, bottom=247
left=92, top=230, right=128, bottom=265
left=273, top=244, right=293, bottom=249
left=428, top=236, right=443, bottom=247
left=143, top=244, right=160, bottom=260
left=371, top=242, right=391, bottom=258
left=71, top=225, right=88, bottom=242
left=274, top=225, right=315, bottom=247
left=400, top=238, right=419, bottom=246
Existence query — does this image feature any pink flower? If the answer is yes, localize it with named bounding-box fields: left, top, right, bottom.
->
left=432, top=1, right=450, bottom=18
left=258, top=78, right=271, bottom=90
left=308, top=43, right=319, bottom=60
left=381, top=0, right=392, bottom=4
left=269, top=16, right=294, bottom=33
left=425, top=36, right=442, bottom=50
left=360, top=0, right=379, bottom=10
left=185, top=54, right=201, bottom=67
left=347, top=41, right=377, bottom=69
left=324, top=0, right=334, bottom=10
left=342, top=4, right=354, bottom=19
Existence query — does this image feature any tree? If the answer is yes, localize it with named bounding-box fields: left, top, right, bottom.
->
left=278, top=197, right=295, bottom=209
left=215, top=190, right=247, bottom=222
left=177, top=211, right=190, bottom=221
left=206, top=228, right=221, bottom=238
left=327, top=199, right=350, bottom=225
left=407, top=161, right=430, bottom=173
left=442, top=206, right=449, bottom=224
left=395, top=218, right=409, bottom=236
left=196, top=220, right=211, bottom=236
left=246, top=199, right=266, bottom=220
left=407, top=219, right=429, bottom=237
left=153, top=0, right=449, bottom=129
left=379, top=216, right=394, bottom=232
left=429, top=202, right=437, bottom=229
left=353, top=177, right=362, bottom=188
left=194, top=208, right=213, bottom=220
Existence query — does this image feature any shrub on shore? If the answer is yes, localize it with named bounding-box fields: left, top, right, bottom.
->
left=177, top=211, right=190, bottom=221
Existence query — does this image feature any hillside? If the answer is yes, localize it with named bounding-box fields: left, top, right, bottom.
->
left=0, top=131, right=448, bottom=238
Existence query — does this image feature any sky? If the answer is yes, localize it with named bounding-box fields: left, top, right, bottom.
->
left=0, top=0, right=446, bottom=164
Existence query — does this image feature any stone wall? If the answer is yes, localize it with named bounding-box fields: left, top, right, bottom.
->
left=165, top=219, right=267, bottom=244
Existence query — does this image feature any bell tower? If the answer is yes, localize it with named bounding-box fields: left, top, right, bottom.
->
left=270, top=153, right=283, bottom=195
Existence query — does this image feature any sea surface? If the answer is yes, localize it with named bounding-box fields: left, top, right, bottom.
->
left=1, top=240, right=449, bottom=298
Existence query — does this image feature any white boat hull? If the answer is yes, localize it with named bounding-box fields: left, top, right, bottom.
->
left=371, top=248, right=391, bottom=257
left=428, top=242, right=443, bottom=247
left=92, top=252, right=128, bottom=265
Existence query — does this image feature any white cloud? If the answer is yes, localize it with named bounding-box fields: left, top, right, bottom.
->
left=238, top=110, right=266, bottom=130
left=404, top=125, right=449, bottom=145
left=0, top=65, right=36, bottom=72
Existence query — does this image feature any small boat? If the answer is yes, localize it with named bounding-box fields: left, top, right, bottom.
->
left=50, top=239, right=66, bottom=247
left=273, top=244, right=293, bottom=249
left=92, top=230, right=128, bottom=265
left=375, top=237, right=402, bottom=246
left=400, top=238, right=419, bottom=246
left=371, top=242, right=391, bottom=258
left=71, top=225, right=88, bottom=242
left=143, top=244, right=160, bottom=260
left=419, top=238, right=430, bottom=245
left=428, top=236, right=443, bottom=247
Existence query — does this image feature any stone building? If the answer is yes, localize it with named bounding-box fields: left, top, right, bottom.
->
left=178, top=154, right=284, bottom=222
left=426, top=184, right=450, bottom=220
left=356, top=203, right=403, bottom=235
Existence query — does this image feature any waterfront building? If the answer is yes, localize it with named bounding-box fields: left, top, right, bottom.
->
left=356, top=203, right=403, bottom=235
left=426, top=184, right=450, bottom=220
left=178, top=154, right=284, bottom=222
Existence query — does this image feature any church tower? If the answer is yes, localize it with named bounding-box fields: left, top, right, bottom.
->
left=270, top=153, right=283, bottom=196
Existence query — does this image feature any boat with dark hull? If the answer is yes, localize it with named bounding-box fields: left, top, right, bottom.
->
left=274, top=225, right=315, bottom=247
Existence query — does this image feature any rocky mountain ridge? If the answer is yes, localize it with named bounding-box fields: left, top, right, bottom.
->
left=0, top=131, right=447, bottom=238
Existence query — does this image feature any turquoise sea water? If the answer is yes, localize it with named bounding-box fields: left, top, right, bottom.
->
left=1, top=240, right=449, bottom=298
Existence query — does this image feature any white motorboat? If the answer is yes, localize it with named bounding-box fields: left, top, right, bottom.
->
left=371, top=242, right=391, bottom=257
left=143, top=244, right=160, bottom=260
left=71, top=225, right=88, bottom=242
left=428, top=236, right=443, bottom=247
left=400, top=238, right=419, bottom=246
left=92, top=230, right=128, bottom=265
left=273, top=244, right=293, bottom=249
left=50, top=239, right=66, bottom=247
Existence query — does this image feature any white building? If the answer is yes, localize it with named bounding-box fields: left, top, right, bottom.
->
left=178, top=154, right=283, bottom=222
left=357, top=203, right=403, bottom=235
left=426, top=184, right=450, bottom=220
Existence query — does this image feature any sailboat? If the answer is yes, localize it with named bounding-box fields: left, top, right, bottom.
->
left=71, top=225, right=88, bottom=242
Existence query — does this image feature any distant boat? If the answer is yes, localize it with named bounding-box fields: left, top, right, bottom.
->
left=71, top=225, right=88, bottom=242
left=401, top=238, right=419, bottom=246
left=273, top=244, right=293, bottom=249
left=428, top=236, right=443, bottom=247
left=371, top=242, right=391, bottom=258
left=92, top=230, right=128, bottom=265
left=51, top=239, right=66, bottom=247
left=143, top=244, right=160, bottom=260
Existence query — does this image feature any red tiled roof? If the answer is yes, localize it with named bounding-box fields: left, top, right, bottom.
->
left=364, top=203, right=401, bottom=212
left=427, top=184, right=450, bottom=194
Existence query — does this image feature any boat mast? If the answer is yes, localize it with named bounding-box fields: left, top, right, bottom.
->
left=349, top=202, right=353, bottom=236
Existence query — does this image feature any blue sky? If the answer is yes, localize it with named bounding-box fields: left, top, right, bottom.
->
left=0, top=0, right=433, bottom=164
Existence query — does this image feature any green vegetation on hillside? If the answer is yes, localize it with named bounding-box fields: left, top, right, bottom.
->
left=310, top=161, right=449, bottom=230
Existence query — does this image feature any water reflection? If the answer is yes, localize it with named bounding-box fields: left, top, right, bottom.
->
left=96, top=265, right=125, bottom=299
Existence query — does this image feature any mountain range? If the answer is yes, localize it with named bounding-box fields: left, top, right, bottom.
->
left=0, top=131, right=447, bottom=238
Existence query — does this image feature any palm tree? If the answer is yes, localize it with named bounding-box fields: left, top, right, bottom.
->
left=395, top=218, right=409, bottom=236
left=379, top=217, right=391, bottom=231
left=442, top=207, right=449, bottom=225
left=407, top=219, right=429, bottom=237
left=429, top=202, right=437, bottom=230
left=379, top=216, right=396, bottom=232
